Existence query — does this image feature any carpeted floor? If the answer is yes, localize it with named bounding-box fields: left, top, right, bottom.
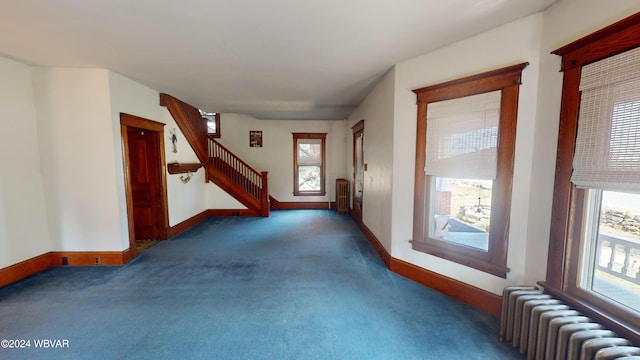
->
left=0, top=210, right=522, bottom=359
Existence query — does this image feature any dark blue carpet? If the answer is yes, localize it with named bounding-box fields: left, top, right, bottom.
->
left=0, top=210, right=522, bottom=359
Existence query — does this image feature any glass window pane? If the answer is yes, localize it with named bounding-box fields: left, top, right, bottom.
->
left=583, top=190, right=640, bottom=312
left=207, top=117, right=216, bottom=134
left=298, top=143, right=322, bottom=165
left=429, top=177, right=492, bottom=251
left=298, top=166, right=321, bottom=191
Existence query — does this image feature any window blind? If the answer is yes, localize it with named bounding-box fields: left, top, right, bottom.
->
left=297, top=138, right=322, bottom=165
left=572, top=46, right=640, bottom=193
left=425, top=90, right=501, bottom=180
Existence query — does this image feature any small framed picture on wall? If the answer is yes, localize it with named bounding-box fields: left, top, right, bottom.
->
left=250, top=130, right=262, bottom=147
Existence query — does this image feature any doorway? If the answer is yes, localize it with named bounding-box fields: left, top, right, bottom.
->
left=352, top=120, right=364, bottom=224
left=120, top=113, right=169, bottom=259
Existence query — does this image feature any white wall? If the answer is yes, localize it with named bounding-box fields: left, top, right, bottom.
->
left=392, top=14, right=544, bottom=294
left=526, top=0, right=640, bottom=286
left=0, top=56, right=51, bottom=268
left=33, top=68, right=123, bottom=251
left=217, top=114, right=347, bottom=204
left=349, top=1, right=640, bottom=296
left=107, top=71, right=207, bottom=229
left=346, top=68, right=396, bottom=250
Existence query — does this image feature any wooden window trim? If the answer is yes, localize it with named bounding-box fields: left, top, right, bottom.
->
left=205, top=113, right=221, bottom=138
left=411, top=63, right=528, bottom=278
left=292, top=132, right=326, bottom=196
left=543, top=12, right=640, bottom=343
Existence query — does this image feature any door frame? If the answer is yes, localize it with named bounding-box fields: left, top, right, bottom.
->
left=120, top=113, right=169, bottom=259
left=351, top=120, right=364, bottom=223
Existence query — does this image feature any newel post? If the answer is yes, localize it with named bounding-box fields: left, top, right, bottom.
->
left=260, top=171, right=269, bottom=217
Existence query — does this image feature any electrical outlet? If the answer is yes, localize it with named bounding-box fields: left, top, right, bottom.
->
left=94, top=256, right=100, bottom=264
left=62, top=257, right=68, bottom=265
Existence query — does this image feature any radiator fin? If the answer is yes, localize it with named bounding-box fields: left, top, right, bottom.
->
left=499, top=286, right=637, bottom=360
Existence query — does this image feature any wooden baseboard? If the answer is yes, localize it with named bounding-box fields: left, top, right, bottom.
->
left=354, top=214, right=501, bottom=316
left=206, top=209, right=258, bottom=217
left=50, top=251, right=130, bottom=266
left=0, top=249, right=132, bottom=287
left=0, top=253, right=53, bottom=288
left=356, top=220, right=391, bottom=268
left=168, top=210, right=210, bottom=238
left=390, top=258, right=502, bottom=316
left=271, top=200, right=336, bottom=210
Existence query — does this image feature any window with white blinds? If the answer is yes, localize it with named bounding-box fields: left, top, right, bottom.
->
left=425, top=90, right=501, bottom=180
left=572, top=46, right=640, bottom=193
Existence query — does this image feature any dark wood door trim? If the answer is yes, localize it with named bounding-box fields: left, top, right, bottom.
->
left=351, top=120, right=364, bottom=223
left=120, top=113, right=169, bottom=259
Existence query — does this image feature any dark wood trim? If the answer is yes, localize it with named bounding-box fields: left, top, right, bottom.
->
left=391, top=258, right=502, bottom=316
left=411, top=63, right=526, bottom=278
left=351, top=120, right=364, bottom=223
left=351, top=119, right=364, bottom=133
left=351, top=213, right=391, bottom=268
left=270, top=196, right=335, bottom=210
left=120, top=113, right=165, bottom=132
left=120, top=113, right=170, bottom=253
left=351, top=212, right=501, bottom=316
left=167, top=210, right=210, bottom=238
left=50, top=251, right=130, bottom=266
left=413, top=62, right=528, bottom=103
left=0, top=253, right=53, bottom=288
left=120, top=123, right=137, bottom=260
left=547, top=11, right=640, bottom=344
left=552, top=12, right=640, bottom=71
left=292, top=132, right=327, bottom=197
left=167, top=162, right=203, bottom=174
left=160, top=93, right=208, bottom=165
left=205, top=112, right=221, bottom=138
left=0, top=249, right=136, bottom=288
left=207, top=209, right=258, bottom=217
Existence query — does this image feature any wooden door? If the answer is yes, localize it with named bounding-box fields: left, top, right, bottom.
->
left=127, top=127, right=162, bottom=240
left=352, top=121, right=364, bottom=223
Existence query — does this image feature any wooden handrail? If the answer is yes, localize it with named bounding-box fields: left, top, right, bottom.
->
left=160, top=93, right=208, bottom=165
left=159, top=92, right=269, bottom=216
left=208, top=137, right=269, bottom=216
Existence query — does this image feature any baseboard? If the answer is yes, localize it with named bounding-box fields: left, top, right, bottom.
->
left=0, top=249, right=132, bottom=288
left=168, top=210, right=210, bottom=238
left=0, top=253, right=53, bottom=288
left=357, top=220, right=391, bottom=268
left=50, top=251, right=130, bottom=266
left=390, top=258, right=502, bottom=316
left=206, top=209, right=258, bottom=217
left=353, top=214, right=501, bottom=317
left=271, top=201, right=336, bottom=210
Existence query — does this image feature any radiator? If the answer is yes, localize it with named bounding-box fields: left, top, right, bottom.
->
left=499, top=286, right=639, bottom=360
left=336, top=179, right=349, bottom=214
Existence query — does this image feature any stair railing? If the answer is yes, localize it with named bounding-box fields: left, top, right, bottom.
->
left=208, top=136, right=269, bottom=216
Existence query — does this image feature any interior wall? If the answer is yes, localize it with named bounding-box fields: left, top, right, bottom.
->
left=394, top=14, right=544, bottom=294
left=346, top=68, right=396, bottom=250
left=0, top=56, right=51, bottom=268
left=32, top=68, right=124, bottom=252
left=107, top=71, right=207, bottom=230
left=347, top=1, right=640, bottom=296
left=529, top=0, right=640, bottom=286
left=216, top=114, right=347, bottom=204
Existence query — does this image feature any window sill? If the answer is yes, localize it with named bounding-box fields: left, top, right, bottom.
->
left=411, top=240, right=509, bottom=278
left=537, top=282, right=640, bottom=344
left=293, top=191, right=326, bottom=197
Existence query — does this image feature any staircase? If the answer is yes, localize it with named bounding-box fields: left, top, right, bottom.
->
left=160, top=93, right=269, bottom=217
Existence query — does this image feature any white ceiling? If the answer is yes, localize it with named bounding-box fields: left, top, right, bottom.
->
left=0, top=0, right=556, bottom=120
